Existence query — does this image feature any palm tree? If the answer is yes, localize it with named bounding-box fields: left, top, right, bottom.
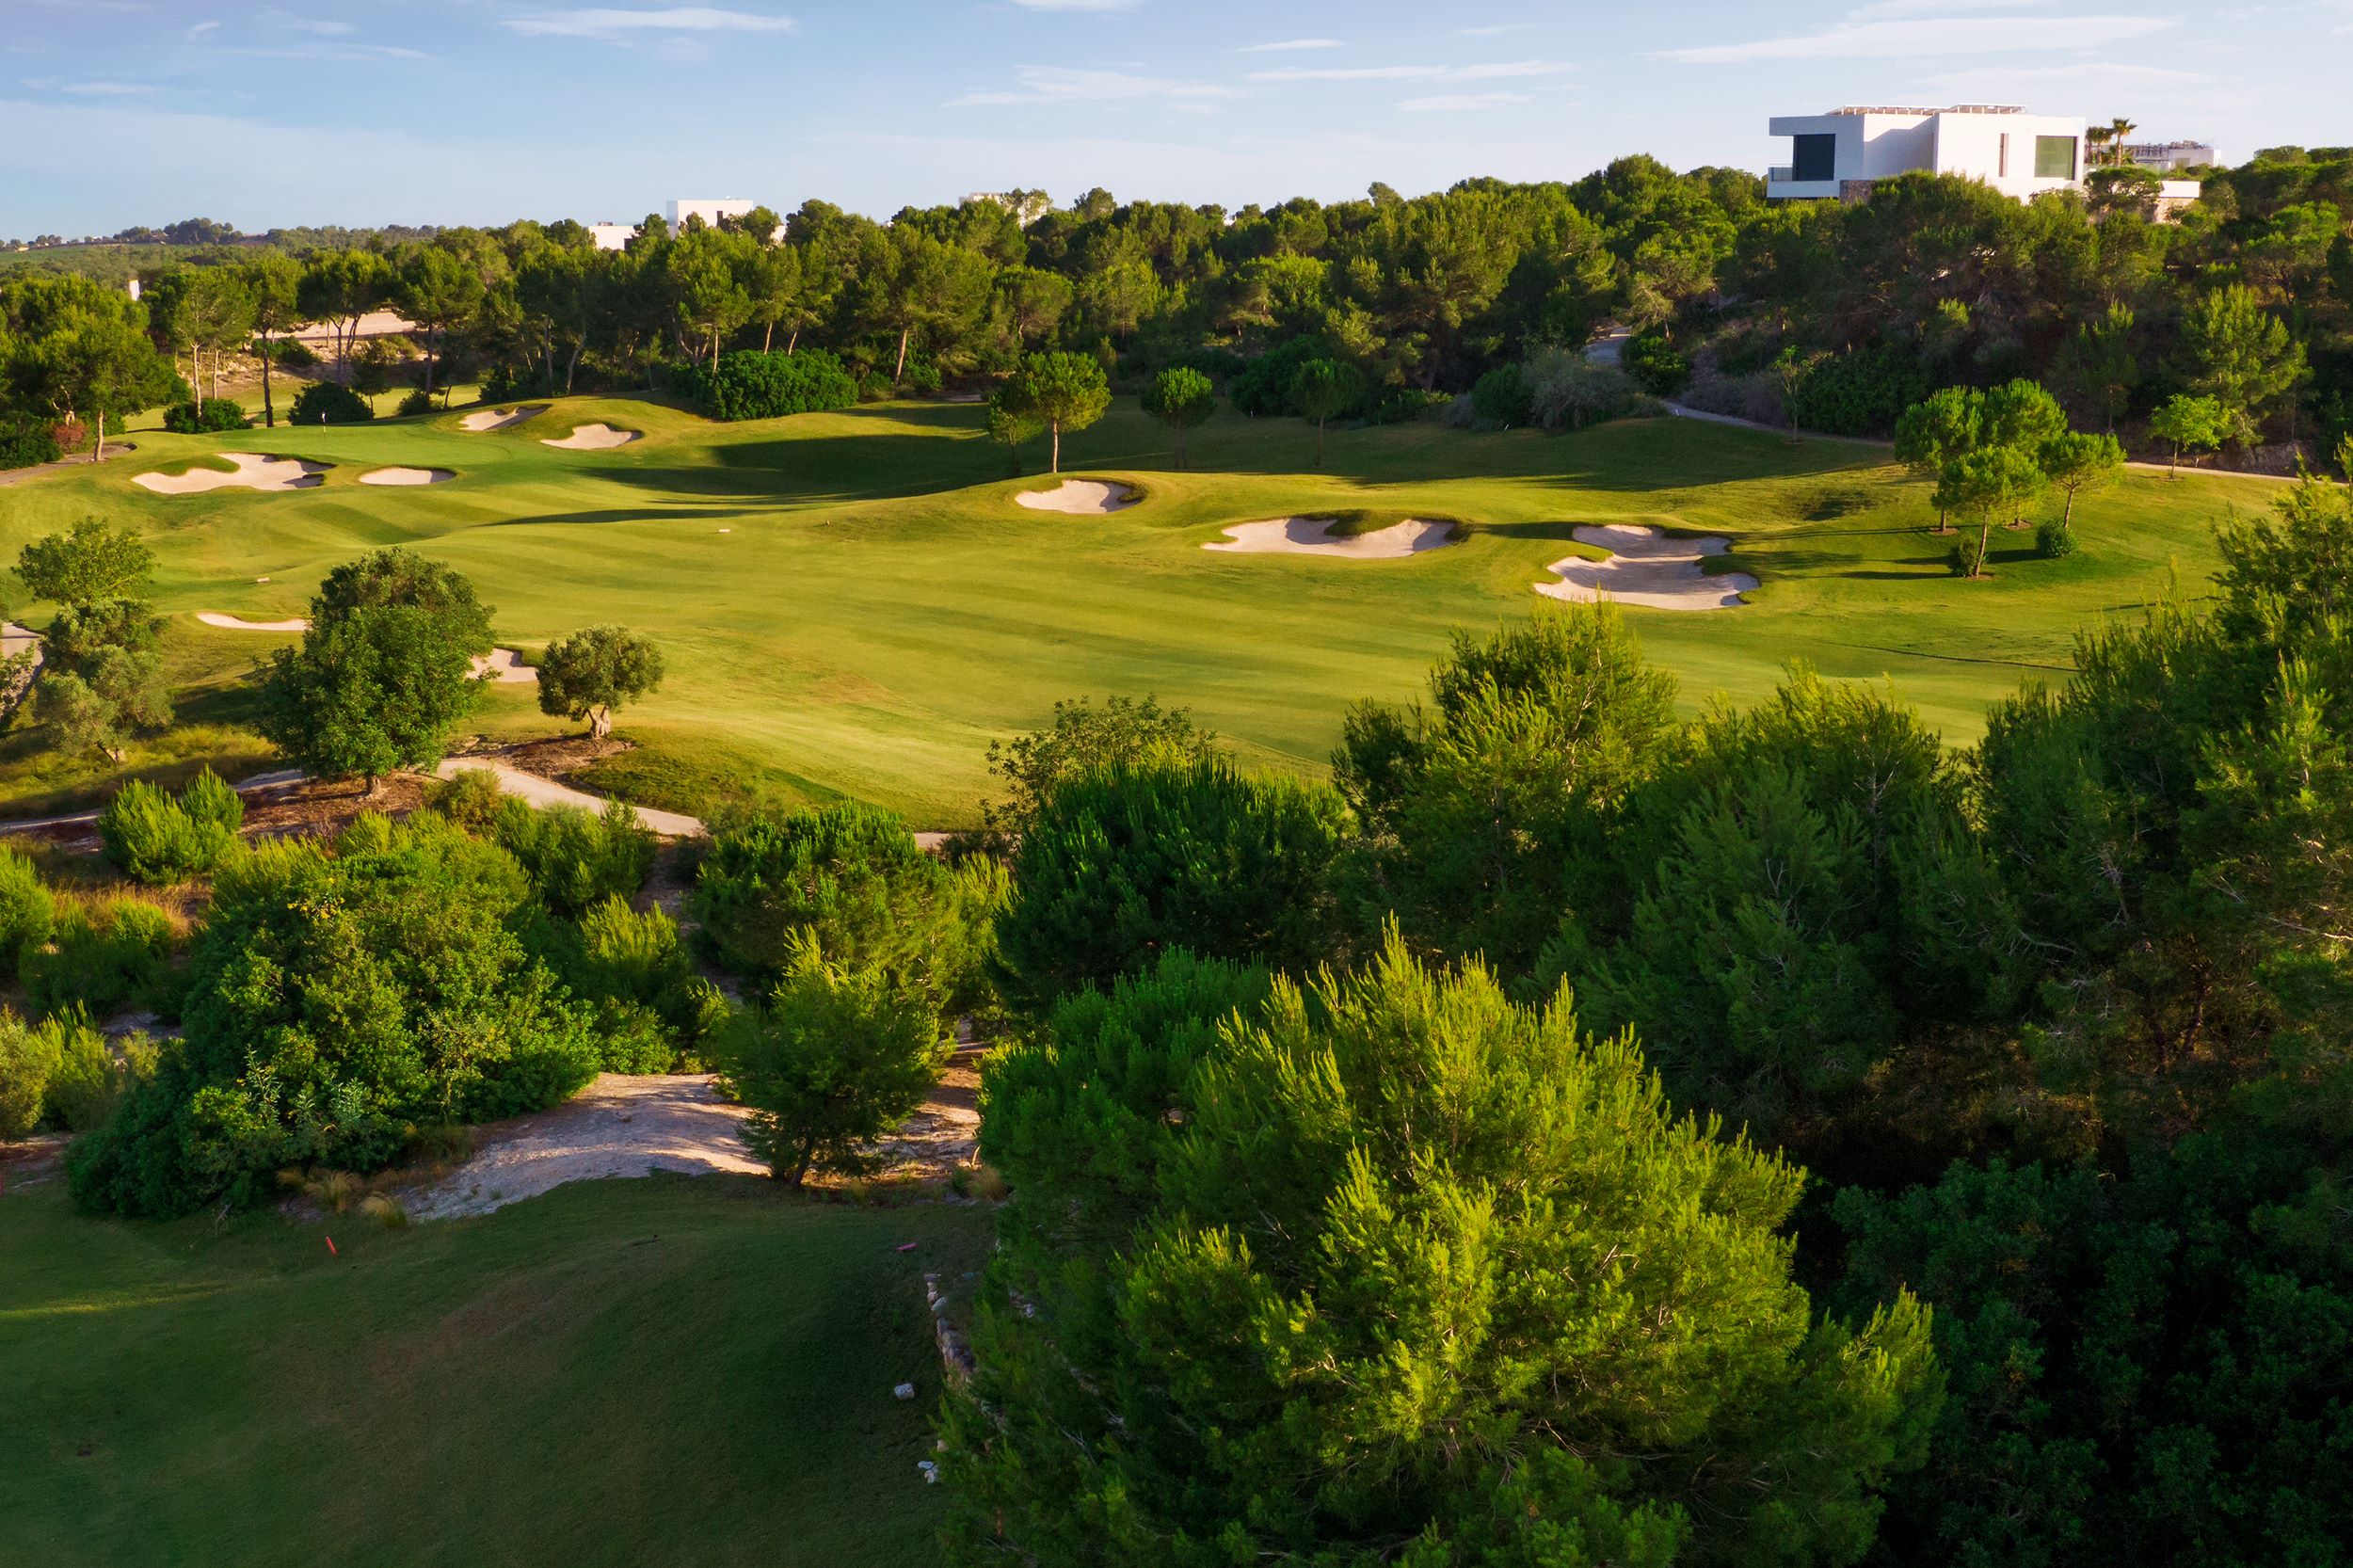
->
left=2105, top=118, right=2138, bottom=168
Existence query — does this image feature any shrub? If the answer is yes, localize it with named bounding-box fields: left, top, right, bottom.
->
left=40, top=1016, right=150, bottom=1133
left=0, top=849, right=55, bottom=973
left=490, top=798, right=654, bottom=919
left=272, top=339, right=318, bottom=369
left=1790, top=346, right=1934, bottom=437
left=693, top=804, right=973, bottom=998
left=1622, top=328, right=1692, bottom=395
left=0, top=415, right=64, bottom=469
left=95, top=770, right=242, bottom=885
left=162, top=399, right=252, bottom=434
left=0, top=1011, right=61, bottom=1137
left=1229, top=335, right=1336, bottom=419
left=427, top=766, right=507, bottom=833
left=21, top=899, right=179, bottom=1020
left=2035, top=520, right=2079, bottom=558
left=560, top=894, right=725, bottom=1053
left=1469, top=362, right=1532, bottom=427
left=1525, top=353, right=1637, bottom=430
left=67, top=816, right=598, bottom=1218
left=680, top=348, right=858, bottom=421
left=288, top=380, right=374, bottom=425
left=1948, top=536, right=1991, bottom=577
left=712, top=943, right=950, bottom=1186
left=395, top=389, right=434, bottom=417
left=993, top=755, right=1347, bottom=1014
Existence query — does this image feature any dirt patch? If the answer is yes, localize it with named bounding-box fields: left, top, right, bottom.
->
left=240, top=773, right=431, bottom=840
left=1535, top=523, right=1756, bottom=611
left=0, top=1133, right=71, bottom=1193
left=1015, top=479, right=1136, bottom=515
left=1205, top=517, right=1456, bottom=558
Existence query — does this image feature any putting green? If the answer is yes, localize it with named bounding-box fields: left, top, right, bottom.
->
left=0, top=393, right=2250, bottom=824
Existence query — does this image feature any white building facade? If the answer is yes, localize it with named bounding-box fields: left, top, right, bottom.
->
left=1767, top=106, right=2088, bottom=202
left=665, top=199, right=759, bottom=231
left=2124, top=141, right=2217, bottom=173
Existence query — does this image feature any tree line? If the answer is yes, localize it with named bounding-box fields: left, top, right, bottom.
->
left=4, top=146, right=2345, bottom=468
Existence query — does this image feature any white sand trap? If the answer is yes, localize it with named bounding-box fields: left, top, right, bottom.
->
left=197, top=612, right=310, bottom=632
left=360, top=466, right=455, bottom=487
left=135, top=453, right=328, bottom=495
left=1535, top=524, right=1757, bottom=611
left=472, top=648, right=537, bottom=684
left=459, top=406, right=543, bottom=433
left=542, top=423, right=639, bottom=451
left=1016, top=479, right=1137, bottom=515
left=1205, top=517, right=1457, bottom=559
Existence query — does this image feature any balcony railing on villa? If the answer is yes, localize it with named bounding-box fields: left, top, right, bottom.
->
left=1769, top=166, right=1796, bottom=183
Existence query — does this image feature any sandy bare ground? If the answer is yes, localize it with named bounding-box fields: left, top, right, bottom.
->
left=398, top=1074, right=764, bottom=1221
left=135, top=453, right=329, bottom=495
left=1015, top=479, right=1136, bottom=514
left=3, top=621, right=41, bottom=671
left=1536, top=523, right=1757, bottom=611
left=197, top=612, right=310, bottom=632
left=293, top=308, right=416, bottom=348
left=542, top=423, right=639, bottom=451
left=459, top=406, right=543, bottom=433
left=1206, top=517, right=1457, bottom=558
left=360, top=466, right=455, bottom=486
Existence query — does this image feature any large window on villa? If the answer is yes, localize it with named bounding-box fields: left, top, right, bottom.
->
left=2034, top=135, right=2078, bottom=180
left=1792, top=134, right=1836, bottom=182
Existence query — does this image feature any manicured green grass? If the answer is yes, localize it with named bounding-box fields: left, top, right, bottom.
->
left=0, top=1176, right=988, bottom=1567
left=0, top=393, right=2260, bottom=824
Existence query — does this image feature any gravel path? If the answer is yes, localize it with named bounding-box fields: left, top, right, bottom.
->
left=433, top=758, right=707, bottom=836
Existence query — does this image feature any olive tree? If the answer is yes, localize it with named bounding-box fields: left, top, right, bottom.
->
left=536, top=625, right=664, bottom=739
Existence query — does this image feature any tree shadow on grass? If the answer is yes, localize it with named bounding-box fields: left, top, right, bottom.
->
left=475, top=504, right=779, bottom=529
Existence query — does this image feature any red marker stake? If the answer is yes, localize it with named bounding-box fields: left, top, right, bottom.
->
left=325, top=1235, right=339, bottom=1256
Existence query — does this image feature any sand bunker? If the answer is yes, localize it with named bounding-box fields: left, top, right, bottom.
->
left=360, top=466, right=455, bottom=487
left=197, top=612, right=309, bottom=632
left=135, top=453, right=328, bottom=495
left=1205, top=517, right=1456, bottom=559
left=1535, top=524, right=1756, bottom=611
left=459, top=406, right=543, bottom=433
left=1016, top=479, right=1137, bottom=515
left=472, top=648, right=537, bottom=684
left=542, top=424, right=639, bottom=451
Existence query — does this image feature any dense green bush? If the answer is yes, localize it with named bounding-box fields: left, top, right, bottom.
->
left=2035, top=519, right=2078, bottom=557
left=1469, top=361, right=1531, bottom=426
left=95, top=770, right=242, bottom=885
left=1228, top=335, right=1339, bottom=418
left=21, top=899, right=179, bottom=1021
left=288, top=380, right=374, bottom=425
left=395, top=389, right=434, bottom=417
left=161, top=399, right=251, bottom=433
left=693, top=804, right=995, bottom=1017
left=1791, top=346, right=1935, bottom=437
left=0, top=415, right=62, bottom=470
left=680, top=348, right=857, bottom=421
left=711, top=943, right=950, bottom=1186
left=0, top=1011, right=59, bottom=1137
left=549, top=894, right=725, bottom=1059
left=1622, top=328, right=1692, bottom=395
left=67, top=817, right=600, bottom=1217
left=944, top=936, right=1941, bottom=1566
left=490, top=797, right=653, bottom=918
left=0, top=848, right=56, bottom=973
left=992, top=754, right=1347, bottom=1013
left=43, top=1018, right=152, bottom=1132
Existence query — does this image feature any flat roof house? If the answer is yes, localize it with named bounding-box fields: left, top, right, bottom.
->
left=2124, top=140, right=2217, bottom=173
left=1767, top=105, right=2087, bottom=203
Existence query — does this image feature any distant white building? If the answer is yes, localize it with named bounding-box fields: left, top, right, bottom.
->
left=587, top=222, right=635, bottom=251
left=1766, top=105, right=2088, bottom=203
left=666, top=199, right=759, bottom=231
left=2124, top=140, right=2217, bottom=173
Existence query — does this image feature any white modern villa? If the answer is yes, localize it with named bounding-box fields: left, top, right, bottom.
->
left=586, top=200, right=772, bottom=251
left=1766, top=105, right=2088, bottom=202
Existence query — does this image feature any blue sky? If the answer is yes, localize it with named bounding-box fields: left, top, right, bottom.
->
left=4, top=0, right=2347, bottom=235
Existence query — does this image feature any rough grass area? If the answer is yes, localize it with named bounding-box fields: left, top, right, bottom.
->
left=0, top=1176, right=988, bottom=1568
left=0, top=392, right=2261, bottom=825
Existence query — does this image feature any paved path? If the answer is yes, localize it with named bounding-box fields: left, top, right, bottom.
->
left=0, top=443, right=138, bottom=489
left=0, top=767, right=303, bottom=836
left=434, top=758, right=708, bottom=836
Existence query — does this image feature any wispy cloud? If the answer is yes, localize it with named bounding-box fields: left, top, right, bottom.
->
left=951, top=64, right=1231, bottom=107
left=1845, top=0, right=2056, bottom=16
left=506, top=7, right=797, bottom=40
left=1238, top=38, right=1342, bottom=52
left=23, top=77, right=152, bottom=96
left=1458, top=23, right=1533, bottom=35
left=1248, top=58, right=1570, bottom=83
left=262, top=10, right=355, bottom=35
left=187, top=19, right=222, bottom=35
left=1005, top=0, right=1140, bottom=9
left=1661, top=15, right=2176, bottom=62
left=1400, top=90, right=1530, bottom=111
